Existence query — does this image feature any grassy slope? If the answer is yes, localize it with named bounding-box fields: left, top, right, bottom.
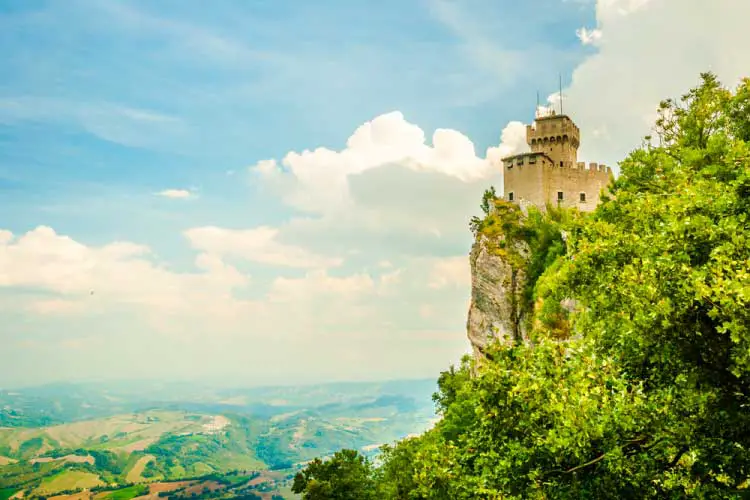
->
left=124, top=455, right=154, bottom=483
left=0, top=411, right=204, bottom=460
left=36, top=470, right=103, bottom=494
left=1, top=389, right=434, bottom=499
left=96, top=484, right=148, bottom=500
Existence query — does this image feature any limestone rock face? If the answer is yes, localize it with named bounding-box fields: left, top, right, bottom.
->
left=466, top=234, right=530, bottom=361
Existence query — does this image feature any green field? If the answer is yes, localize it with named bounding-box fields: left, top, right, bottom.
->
left=97, top=484, right=148, bottom=500
left=0, top=488, right=16, bottom=500
left=0, top=411, right=207, bottom=460
left=37, top=470, right=103, bottom=494
left=124, top=454, right=153, bottom=483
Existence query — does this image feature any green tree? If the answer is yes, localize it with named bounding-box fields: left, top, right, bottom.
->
left=291, top=449, right=376, bottom=500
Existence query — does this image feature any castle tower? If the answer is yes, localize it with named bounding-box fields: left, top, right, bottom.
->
left=526, top=112, right=580, bottom=168
left=501, top=110, right=612, bottom=212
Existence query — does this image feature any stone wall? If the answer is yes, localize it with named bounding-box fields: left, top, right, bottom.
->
left=503, top=157, right=612, bottom=212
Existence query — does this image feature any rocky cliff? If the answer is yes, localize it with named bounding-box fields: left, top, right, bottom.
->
left=466, top=233, right=530, bottom=361
left=466, top=195, right=571, bottom=364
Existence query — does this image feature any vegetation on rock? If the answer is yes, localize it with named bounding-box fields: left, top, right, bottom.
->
left=292, top=73, right=750, bottom=498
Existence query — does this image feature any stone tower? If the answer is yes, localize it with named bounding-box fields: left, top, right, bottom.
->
left=501, top=110, right=612, bottom=212
left=527, top=113, right=580, bottom=168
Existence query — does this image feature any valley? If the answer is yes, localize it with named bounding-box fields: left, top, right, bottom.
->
left=0, top=380, right=437, bottom=499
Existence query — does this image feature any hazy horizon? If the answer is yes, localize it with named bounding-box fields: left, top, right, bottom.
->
left=0, top=375, right=439, bottom=392
left=2, top=0, right=749, bottom=387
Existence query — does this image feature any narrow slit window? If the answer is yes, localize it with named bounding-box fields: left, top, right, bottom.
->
left=557, top=191, right=564, bottom=201
left=579, top=192, right=586, bottom=202
left=508, top=192, right=514, bottom=202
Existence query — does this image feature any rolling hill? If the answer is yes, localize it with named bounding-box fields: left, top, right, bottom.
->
left=0, top=379, right=437, bottom=499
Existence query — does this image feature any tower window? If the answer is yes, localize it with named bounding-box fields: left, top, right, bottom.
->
left=517, top=157, right=524, bottom=166
left=580, top=192, right=586, bottom=202
left=508, top=192, right=514, bottom=202
left=557, top=191, right=564, bottom=201
left=559, top=161, right=563, bottom=167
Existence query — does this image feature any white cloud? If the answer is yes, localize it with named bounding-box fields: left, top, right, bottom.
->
left=0, top=226, right=248, bottom=316
left=253, top=111, right=527, bottom=215
left=156, top=188, right=193, bottom=199
left=576, top=27, right=603, bottom=45
left=184, top=226, right=342, bottom=269
left=563, top=0, right=750, bottom=167
left=536, top=92, right=564, bottom=118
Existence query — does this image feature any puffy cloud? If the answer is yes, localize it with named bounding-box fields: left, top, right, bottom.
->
left=0, top=226, right=248, bottom=315
left=0, top=225, right=473, bottom=385
left=184, top=226, right=341, bottom=269
left=248, top=111, right=528, bottom=268
left=0, top=225, right=465, bottom=339
left=563, top=0, right=750, bottom=167
left=253, top=111, right=527, bottom=215
left=156, top=188, right=192, bottom=199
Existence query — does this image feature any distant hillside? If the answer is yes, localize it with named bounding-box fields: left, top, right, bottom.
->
left=0, top=379, right=437, bottom=499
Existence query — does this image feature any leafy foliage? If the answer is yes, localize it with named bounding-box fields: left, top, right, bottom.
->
left=291, top=449, right=377, bottom=499
left=294, top=73, right=750, bottom=498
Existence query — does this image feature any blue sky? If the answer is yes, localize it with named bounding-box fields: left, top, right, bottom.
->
left=1, top=0, right=747, bottom=387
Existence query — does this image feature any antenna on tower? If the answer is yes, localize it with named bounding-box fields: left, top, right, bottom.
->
left=536, top=90, right=540, bottom=118
left=559, top=73, right=563, bottom=115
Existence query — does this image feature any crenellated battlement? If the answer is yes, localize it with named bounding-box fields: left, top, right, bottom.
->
left=576, top=162, right=612, bottom=174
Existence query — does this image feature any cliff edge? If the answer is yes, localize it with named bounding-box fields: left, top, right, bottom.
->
left=466, top=233, right=529, bottom=360
left=466, top=194, right=569, bottom=363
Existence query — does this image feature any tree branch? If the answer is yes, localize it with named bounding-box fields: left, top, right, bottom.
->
left=563, top=453, right=607, bottom=474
